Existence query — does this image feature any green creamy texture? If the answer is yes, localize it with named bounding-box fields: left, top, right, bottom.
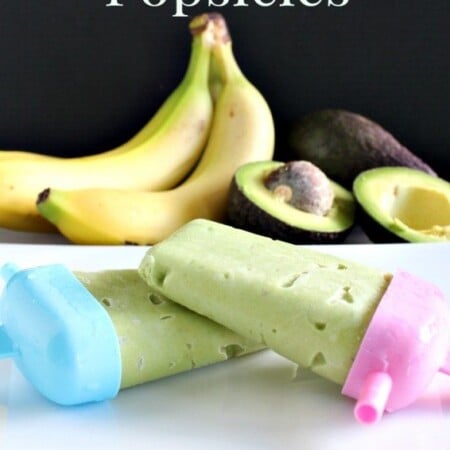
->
left=76, top=269, right=262, bottom=389
left=139, top=219, right=391, bottom=385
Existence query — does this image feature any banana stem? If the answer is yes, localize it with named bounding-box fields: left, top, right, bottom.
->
left=181, top=16, right=214, bottom=86
left=209, top=16, right=244, bottom=84
left=191, top=13, right=243, bottom=86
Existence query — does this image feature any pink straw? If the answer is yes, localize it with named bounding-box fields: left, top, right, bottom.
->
left=354, top=372, right=393, bottom=424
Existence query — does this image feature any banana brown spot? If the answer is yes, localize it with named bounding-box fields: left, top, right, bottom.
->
left=36, top=187, right=51, bottom=204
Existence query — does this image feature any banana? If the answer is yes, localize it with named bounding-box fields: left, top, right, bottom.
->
left=37, top=13, right=275, bottom=245
left=0, top=82, right=185, bottom=163
left=0, top=17, right=215, bottom=232
left=0, top=28, right=201, bottom=165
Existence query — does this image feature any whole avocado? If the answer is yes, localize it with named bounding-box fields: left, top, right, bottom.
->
left=288, top=109, right=436, bottom=188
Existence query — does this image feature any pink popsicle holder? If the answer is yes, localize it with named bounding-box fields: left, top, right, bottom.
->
left=342, top=270, right=450, bottom=424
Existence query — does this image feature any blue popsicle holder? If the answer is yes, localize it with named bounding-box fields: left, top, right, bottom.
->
left=0, top=263, right=122, bottom=405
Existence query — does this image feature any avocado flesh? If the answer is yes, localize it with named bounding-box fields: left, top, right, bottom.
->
left=227, top=161, right=355, bottom=244
left=353, top=167, right=450, bottom=243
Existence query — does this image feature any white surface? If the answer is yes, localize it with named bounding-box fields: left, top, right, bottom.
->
left=0, top=230, right=449, bottom=449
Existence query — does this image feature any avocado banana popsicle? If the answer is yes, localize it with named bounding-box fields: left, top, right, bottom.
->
left=76, top=269, right=262, bottom=389
left=0, top=264, right=262, bottom=406
left=139, top=219, right=450, bottom=423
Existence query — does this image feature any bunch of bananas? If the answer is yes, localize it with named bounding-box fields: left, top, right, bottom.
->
left=0, top=13, right=275, bottom=244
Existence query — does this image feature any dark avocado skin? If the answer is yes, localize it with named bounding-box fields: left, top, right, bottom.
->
left=288, top=109, right=436, bottom=188
left=227, top=177, right=352, bottom=245
left=355, top=205, right=407, bottom=244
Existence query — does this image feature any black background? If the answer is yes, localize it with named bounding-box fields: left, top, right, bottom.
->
left=0, top=1, right=448, bottom=179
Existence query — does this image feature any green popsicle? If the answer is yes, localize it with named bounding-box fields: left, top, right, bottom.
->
left=75, top=269, right=263, bottom=389
left=138, top=219, right=392, bottom=385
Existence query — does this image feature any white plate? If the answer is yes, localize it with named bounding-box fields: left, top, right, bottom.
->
left=0, top=236, right=449, bottom=450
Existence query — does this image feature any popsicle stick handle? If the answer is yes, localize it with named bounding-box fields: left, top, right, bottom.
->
left=354, top=372, right=392, bottom=425
left=0, top=326, right=16, bottom=359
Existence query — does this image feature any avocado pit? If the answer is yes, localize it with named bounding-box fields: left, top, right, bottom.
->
left=264, top=161, right=335, bottom=217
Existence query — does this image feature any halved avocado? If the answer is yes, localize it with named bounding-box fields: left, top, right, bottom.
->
left=227, top=160, right=355, bottom=244
left=353, top=167, right=450, bottom=243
